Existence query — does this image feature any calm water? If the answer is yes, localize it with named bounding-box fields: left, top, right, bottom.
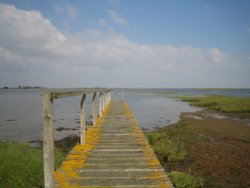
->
left=0, top=88, right=249, bottom=142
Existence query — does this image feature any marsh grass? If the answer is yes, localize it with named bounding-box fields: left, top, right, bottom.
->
left=145, top=131, right=202, bottom=186
left=180, top=95, right=250, bottom=113
left=145, top=131, right=187, bottom=162
left=168, top=171, right=204, bottom=188
left=0, top=141, right=64, bottom=188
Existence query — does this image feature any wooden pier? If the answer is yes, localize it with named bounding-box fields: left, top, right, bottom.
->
left=42, top=89, right=172, bottom=188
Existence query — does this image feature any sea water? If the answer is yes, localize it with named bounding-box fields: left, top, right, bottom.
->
left=0, top=88, right=249, bottom=142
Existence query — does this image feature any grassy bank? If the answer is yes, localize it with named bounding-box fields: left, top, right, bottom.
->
left=146, top=109, right=250, bottom=188
left=146, top=129, right=206, bottom=188
left=179, top=95, right=250, bottom=114
left=0, top=141, right=64, bottom=188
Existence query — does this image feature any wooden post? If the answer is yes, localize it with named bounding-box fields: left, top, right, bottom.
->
left=92, top=92, right=97, bottom=125
left=80, top=94, right=86, bottom=144
left=108, top=91, right=111, bottom=104
left=101, top=91, right=105, bottom=112
left=43, top=93, right=55, bottom=188
left=105, top=92, right=108, bottom=107
left=103, top=91, right=105, bottom=110
left=99, top=91, right=102, bottom=117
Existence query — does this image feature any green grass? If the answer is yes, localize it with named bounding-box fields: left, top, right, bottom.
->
left=168, top=171, right=204, bottom=188
left=145, top=131, right=187, bottom=162
left=156, top=92, right=177, bottom=95
left=0, top=141, right=64, bottom=188
left=146, top=126, right=211, bottom=187
left=180, top=95, right=250, bottom=113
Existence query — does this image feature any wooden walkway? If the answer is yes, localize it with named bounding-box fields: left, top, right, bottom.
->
left=54, top=100, right=173, bottom=188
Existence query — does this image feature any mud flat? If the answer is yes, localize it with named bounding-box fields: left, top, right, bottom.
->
left=148, top=109, right=250, bottom=188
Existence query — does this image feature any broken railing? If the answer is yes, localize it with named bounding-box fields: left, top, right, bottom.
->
left=42, top=89, right=112, bottom=188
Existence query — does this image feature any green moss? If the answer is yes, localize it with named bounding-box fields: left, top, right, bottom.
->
left=168, top=171, right=204, bottom=188
left=145, top=131, right=165, bottom=145
left=0, top=141, right=64, bottom=188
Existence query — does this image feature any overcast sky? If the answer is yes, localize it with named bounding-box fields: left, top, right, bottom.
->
left=0, top=0, right=249, bottom=88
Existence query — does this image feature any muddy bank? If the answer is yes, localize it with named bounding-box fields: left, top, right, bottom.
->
left=156, top=109, right=250, bottom=188
left=28, top=134, right=80, bottom=154
left=54, top=135, right=80, bottom=153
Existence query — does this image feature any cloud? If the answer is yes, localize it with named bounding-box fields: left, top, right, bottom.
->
left=98, top=18, right=108, bottom=26
left=247, top=28, right=250, bottom=33
left=0, top=4, right=248, bottom=87
left=54, top=3, right=79, bottom=19
left=208, top=48, right=225, bottom=64
left=0, top=4, right=66, bottom=59
left=106, top=10, right=127, bottom=25
left=109, top=0, right=121, bottom=6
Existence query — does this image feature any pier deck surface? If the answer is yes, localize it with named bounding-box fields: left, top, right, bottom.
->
left=55, top=100, right=172, bottom=188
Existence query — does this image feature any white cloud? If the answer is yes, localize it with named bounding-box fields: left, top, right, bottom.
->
left=247, top=28, right=250, bottom=33
left=0, top=4, right=66, bottom=59
left=98, top=18, right=108, bottom=26
left=208, top=48, right=225, bottom=64
left=106, top=10, right=127, bottom=25
left=54, top=3, right=79, bottom=19
left=0, top=4, right=248, bottom=87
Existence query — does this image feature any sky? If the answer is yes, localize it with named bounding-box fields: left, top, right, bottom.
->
left=0, top=0, right=249, bottom=88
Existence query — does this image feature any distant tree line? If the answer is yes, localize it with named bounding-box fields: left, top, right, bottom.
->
left=2, top=86, right=45, bottom=89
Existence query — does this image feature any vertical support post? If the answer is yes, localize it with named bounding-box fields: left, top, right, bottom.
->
left=102, top=91, right=105, bottom=112
left=104, top=91, right=107, bottom=109
left=92, top=92, right=97, bottom=125
left=80, top=93, right=86, bottom=144
left=43, top=93, right=54, bottom=188
left=106, top=92, right=108, bottom=106
left=108, top=91, right=111, bottom=104
left=99, top=91, right=102, bottom=117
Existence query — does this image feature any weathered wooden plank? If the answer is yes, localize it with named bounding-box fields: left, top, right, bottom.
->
left=55, top=100, right=173, bottom=188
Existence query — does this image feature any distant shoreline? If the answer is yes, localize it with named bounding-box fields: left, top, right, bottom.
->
left=1, top=86, right=45, bottom=89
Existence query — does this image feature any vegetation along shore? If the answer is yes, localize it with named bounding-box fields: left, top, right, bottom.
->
left=0, top=136, right=80, bottom=188
left=1, top=95, right=249, bottom=187
left=146, top=95, right=250, bottom=188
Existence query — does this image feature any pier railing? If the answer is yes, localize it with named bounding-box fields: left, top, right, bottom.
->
left=42, top=89, right=112, bottom=188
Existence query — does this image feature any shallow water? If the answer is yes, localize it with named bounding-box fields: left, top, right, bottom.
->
left=125, top=92, right=200, bottom=130
left=0, top=88, right=249, bottom=142
left=0, top=89, right=94, bottom=142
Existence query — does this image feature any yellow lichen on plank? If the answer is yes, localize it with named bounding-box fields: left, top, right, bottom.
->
left=123, top=102, right=172, bottom=186
left=55, top=101, right=172, bottom=188
left=55, top=102, right=111, bottom=188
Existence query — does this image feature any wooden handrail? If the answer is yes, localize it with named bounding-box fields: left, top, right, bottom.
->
left=42, top=89, right=112, bottom=188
